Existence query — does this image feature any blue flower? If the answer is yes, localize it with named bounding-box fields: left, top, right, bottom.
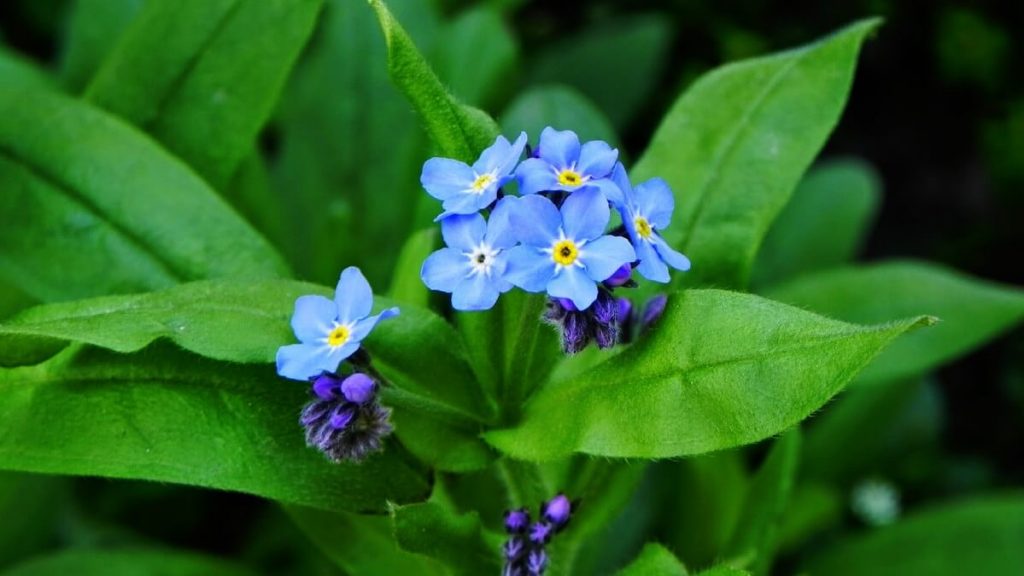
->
left=276, top=267, right=399, bottom=381
left=421, top=132, right=527, bottom=220
left=504, top=188, right=635, bottom=310
left=420, top=198, right=517, bottom=310
left=515, top=127, right=619, bottom=196
left=607, top=163, right=691, bottom=283
left=300, top=372, right=392, bottom=462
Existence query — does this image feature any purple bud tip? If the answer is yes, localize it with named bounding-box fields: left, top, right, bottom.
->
left=504, top=508, right=531, bottom=533
left=341, top=373, right=376, bottom=404
left=603, top=264, right=633, bottom=287
left=542, top=494, right=572, bottom=526
left=616, top=298, right=633, bottom=323
left=556, top=297, right=578, bottom=312
left=642, top=294, right=668, bottom=329
left=503, top=536, right=525, bottom=560
left=312, top=373, right=342, bottom=400
left=527, top=549, right=548, bottom=574
left=328, top=405, right=356, bottom=429
left=528, top=521, right=554, bottom=544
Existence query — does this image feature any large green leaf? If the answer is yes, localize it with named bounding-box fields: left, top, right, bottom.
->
left=751, top=158, right=881, bottom=289
left=767, top=261, right=1024, bottom=385
left=803, top=495, right=1024, bottom=575
left=1, top=548, right=258, bottom=576
left=0, top=88, right=288, bottom=303
left=84, top=0, right=323, bottom=188
left=368, top=0, right=500, bottom=163
left=388, top=228, right=438, bottom=309
left=0, top=47, right=54, bottom=91
left=500, top=85, right=621, bottom=150
left=0, top=343, right=430, bottom=513
left=485, top=289, right=931, bottom=460
left=434, top=6, right=517, bottom=110
left=0, top=472, right=68, bottom=568
left=615, top=543, right=688, bottom=576
left=632, top=20, right=880, bottom=289
left=58, top=0, right=144, bottom=92
left=392, top=501, right=500, bottom=576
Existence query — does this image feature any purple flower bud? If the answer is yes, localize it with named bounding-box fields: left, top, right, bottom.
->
left=616, top=298, right=633, bottom=324
left=529, top=521, right=554, bottom=544
left=329, top=404, right=356, bottom=429
left=556, top=297, right=578, bottom=312
left=341, top=373, right=376, bottom=404
left=561, top=313, right=590, bottom=354
left=503, top=536, right=526, bottom=561
left=642, top=294, right=668, bottom=331
left=542, top=494, right=572, bottom=527
left=527, top=549, right=548, bottom=575
left=592, top=290, right=617, bottom=325
left=505, top=508, right=531, bottom=533
left=312, top=373, right=342, bottom=400
left=603, top=264, right=633, bottom=287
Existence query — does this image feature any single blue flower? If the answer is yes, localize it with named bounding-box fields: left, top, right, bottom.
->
left=276, top=267, right=399, bottom=381
left=515, top=127, right=619, bottom=196
left=420, top=198, right=517, bottom=310
left=421, top=132, right=528, bottom=220
left=504, top=189, right=635, bottom=310
left=607, top=163, right=691, bottom=283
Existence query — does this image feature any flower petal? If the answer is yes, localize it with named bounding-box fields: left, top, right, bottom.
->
left=276, top=343, right=337, bottom=381
left=653, top=234, right=692, bottom=272
left=516, top=157, right=559, bottom=195
left=437, top=187, right=496, bottom=220
left=560, top=188, right=609, bottom=241
left=510, top=194, right=562, bottom=246
left=349, top=307, right=400, bottom=343
left=421, top=248, right=468, bottom=293
left=474, top=132, right=527, bottom=177
left=577, top=140, right=617, bottom=179
left=505, top=245, right=554, bottom=292
left=635, top=239, right=670, bottom=283
left=485, top=196, right=519, bottom=249
left=594, top=169, right=628, bottom=210
left=421, top=158, right=474, bottom=200
left=547, top=265, right=598, bottom=310
left=290, top=295, right=335, bottom=343
left=452, top=273, right=501, bottom=311
left=634, top=177, right=675, bottom=229
left=335, top=267, right=373, bottom=323
left=538, top=127, right=580, bottom=169
left=441, top=212, right=486, bottom=250
left=581, top=235, right=636, bottom=282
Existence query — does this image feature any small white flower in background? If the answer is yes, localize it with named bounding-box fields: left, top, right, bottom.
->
left=851, top=478, right=901, bottom=526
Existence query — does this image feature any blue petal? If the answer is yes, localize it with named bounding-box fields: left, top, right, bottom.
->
left=577, top=140, right=617, bottom=179
left=437, top=188, right=495, bottom=220
left=276, top=343, right=337, bottom=381
left=560, top=188, right=609, bottom=242
left=634, top=177, right=675, bottom=229
left=581, top=235, right=636, bottom=282
left=350, top=307, right=400, bottom=343
left=516, top=157, right=559, bottom=195
left=290, top=295, right=335, bottom=343
left=441, top=212, right=486, bottom=250
left=635, top=239, right=670, bottom=283
left=505, top=245, right=554, bottom=292
left=421, top=158, right=474, bottom=200
left=538, top=127, right=580, bottom=169
left=421, top=248, right=468, bottom=293
left=653, top=234, right=692, bottom=272
left=510, top=194, right=561, bottom=247
left=474, top=132, right=527, bottom=176
left=452, top=273, right=501, bottom=311
left=485, top=196, right=518, bottom=249
left=335, top=267, right=373, bottom=323
left=547, top=265, right=598, bottom=310
left=597, top=163, right=630, bottom=209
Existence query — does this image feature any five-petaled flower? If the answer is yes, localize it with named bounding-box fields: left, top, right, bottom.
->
left=420, top=198, right=517, bottom=310
left=515, top=127, right=619, bottom=197
left=276, top=267, right=399, bottom=381
left=606, top=163, right=691, bottom=283
left=421, top=132, right=527, bottom=220
left=504, top=189, right=635, bottom=310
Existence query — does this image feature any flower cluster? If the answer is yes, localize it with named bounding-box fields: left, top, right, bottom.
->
left=420, top=127, right=689, bottom=353
left=502, top=494, right=574, bottom=576
left=276, top=267, right=399, bottom=462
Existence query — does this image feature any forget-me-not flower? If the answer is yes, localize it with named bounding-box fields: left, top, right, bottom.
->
left=276, top=267, right=399, bottom=381
left=421, top=132, right=527, bottom=220
left=421, top=198, right=517, bottom=310
left=504, top=188, right=635, bottom=310
left=515, top=127, right=619, bottom=197
left=606, top=163, right=691, bottom=283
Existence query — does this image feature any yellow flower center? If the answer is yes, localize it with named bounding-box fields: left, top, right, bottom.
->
left=557, top=169, right=583, bottom=187
left=327, top=325, right=351, bottom=348
left=552, top=239, right=579, bottom=266
left=471, top=173, right=496, bottom=193
left=634, top=216, right=653, bottom=239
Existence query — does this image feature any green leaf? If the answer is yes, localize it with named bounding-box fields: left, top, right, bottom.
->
left=803, top=494, right=1024, bottom=575
left=0, top=46, right=54, bottom=92
left=388, top=228, right=438, bottom=308
left=84, top=0, right=324, bottom=188
left=284, top=505, right=447, bottom=576
left=501, top=85, right=621, bottom=149
left=724, top=430, right=801, bottom=575
left=0, top=344, right=430, bottom=513
left=696, top=567, right=751, bottom=576
left=0, top=472, right=69, bottom=568
left=529, top=14, right=673, bottom=130
left=633, top=19, right=881, bottom=289
left=485, top=289, right=931, bottom=460
left=0, top=88, right=289, bottom=303
left=392, top=501, right=501, bottom=576
left=615, top=543, right=688, bottom=576
left=58, top=0, right=144, bottom=92
left=775, top=483, right=842, bottom=553
left=434, top=6, right=517, bottom=109
left=766, top=261, right=1024, bottom=385
left=751, top=158, right=881, bottom=289
left=368, top=0, right=500, bottom=162
left=1, top=548, right=259, bottom=576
